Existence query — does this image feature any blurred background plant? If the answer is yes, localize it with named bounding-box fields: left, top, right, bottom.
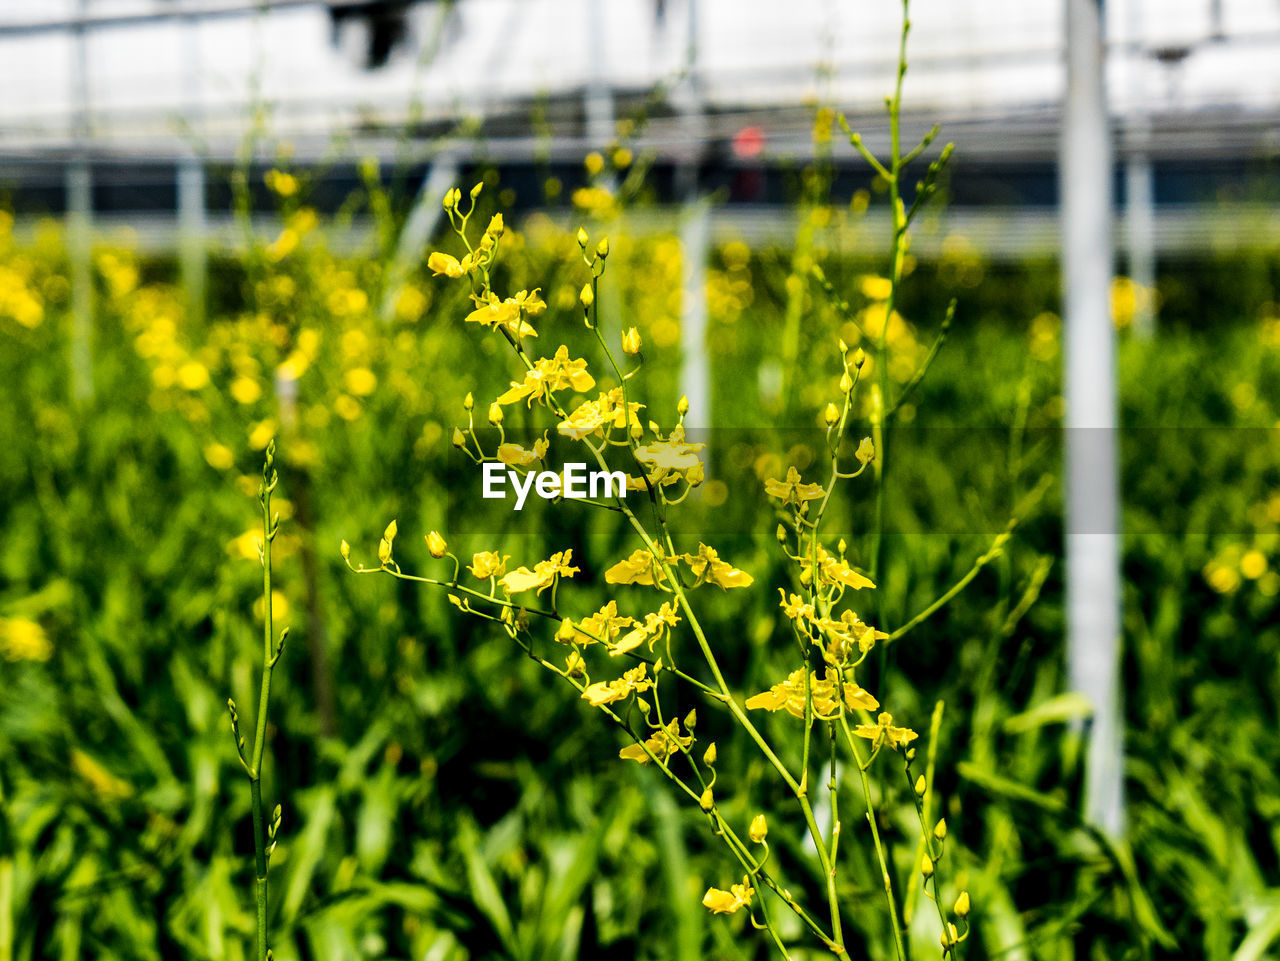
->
left=2, top=1, right=1280, bottom=959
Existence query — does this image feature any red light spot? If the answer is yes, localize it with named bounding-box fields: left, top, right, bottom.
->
left=732, top=126, right=765, bottom=159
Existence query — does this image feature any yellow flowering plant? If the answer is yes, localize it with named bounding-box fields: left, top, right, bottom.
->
left=338, top=4, right=1028, bottom=956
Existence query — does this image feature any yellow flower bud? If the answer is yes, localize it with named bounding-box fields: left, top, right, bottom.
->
left=856, top=436, right=875, bottom=466
left=556, top=618, right=575, bottom=643
left=579, top=284, right=594, bottom=309
left=621, top=326, right=641, bottom=355
left=837, top=537, right=847, bottom=555
left=576, top=227, right=589, bottom=248
left=699, top=787, right=714, bottom=811
left=451, top=427, right=466, bottom=448
left=824, top=403, right=840, bottom=427
left=703, top=742, right=717, bottom=766
left=488, top=403, right=504, bottom=426
left=378, top=538, right=392, bottom=566
left=442, top=187, right=458, bottom=210
left=463, top=392, right=474, bottom=411
left=940, top=923, right=958, bottom=950
left=914, top=774, right=926, bottom=795
left=677, top=394, right=690, bottom=416
left=384, top=519, right=398, bottom=544
left=921, top=853, right=934, bottom=878
left=854, top=348, right=867, bottom=368
left=934, top=818, right=947, bottom=841
left=840, top=369, right=854, bottom=393
left=776, top=524, right=787, bottom=544
left=596, top=237, right=610, bottom=259
left=749, top=814, right=768, bottom=844
left=426, top=531, right=447, bottom=558
left=684, top=709, right=697, bottom=730
left=953, top=891, right=970, bottom=918
left=340, top=539, right=350, bottom=560
left=486, top=213, right=504, bottom=237
left=469, top=181, right=483, bottom=199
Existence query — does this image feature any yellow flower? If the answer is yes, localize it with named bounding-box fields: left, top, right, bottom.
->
left=264, top=169, right=298, bottom=197
left=177, top=361, right=210, bottom=391
left=204, top=443, right=235, bottom=471
left=604, top=548, right=669, bottom=587
left=506, top=288, right=546, bottom=316
left=813, top=609, right=888, bottom=662
left=745, top=669, right=879, bottom=719
left=334, top=394, right=362, bottom=421
left=584, top=151, right=605, bottom=176
left=702, top=878, right=754, bottom=915
left=610, top=602, right=680, bottom=656
left=634, top=426, right=704, bottom=485
left=777, top=590, right=816, bottom=623
left=581, top=664, right=652, bottom=707
left=496, top=435, right=550, bottom=466
left=426, top=531, right=447, bottom=558
left=0, top=617, right=53, bottom=662
left=496, top=346, right=595, bottom=407
left=681, top=542, right=753, bottom=590
left=853, top=712, right=918, bottom=750
left=568, top=600, right=635, bottom=647
left=465, top=292, right=538, bottom=339
left=802, top=545, right=875, bottom=591
left=860, top=275, right=893, bottom=301
left=227, top=528, right=263, bottom=561
left=621, top=326, right=642, bottom=355
left=230, top=376, right=262, bottom=405
left=855, top=436, right=875, bottom=466
left=557, top=388, right=644, bottom=440
left=344, top=367, right=378, bottom=397
left=427, top=251, right=467, bottom=278
left=619, top=718, right=693, bottom=764
left=378, top=519, right=397, bottom=566
left=468, top=551, right=510, bottom=580
left=500, top=549, right=580, bottom=595
left=764, top=466, right=824, bottom=502
left=248, top=420, right=276, bottom=450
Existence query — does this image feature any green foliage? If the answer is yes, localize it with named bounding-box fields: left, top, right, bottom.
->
left=2, top=114, right=1280, bottom=961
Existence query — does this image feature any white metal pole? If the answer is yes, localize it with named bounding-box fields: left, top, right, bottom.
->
left=179, top=10, right=207, bottom=324
left=677, top=0, right=710, bottom=431
left=1125, top=0, right=1156, bottom=339
left=584, top=0, right=615, bottom=147
left=1062, top=0, right=1124, bottom=837
left=68, top=0, right=93, bottom=403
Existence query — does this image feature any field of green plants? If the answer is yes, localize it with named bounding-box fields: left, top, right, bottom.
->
left=3, top=88, right=1280, bottom=960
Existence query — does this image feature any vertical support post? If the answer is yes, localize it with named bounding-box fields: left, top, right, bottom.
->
left=677, top=0, right=711, bottom=431
left=67, top=0, right=93, bottom=403
left=1062, top=0, right=1124, bottom=836
left=1124, top=150, right=1156, bottom=338
left=179, top=10, right=207, bottom=325
left=584, top=0, right=614, bottom=147
left=679, top=201, right=711, bottom=428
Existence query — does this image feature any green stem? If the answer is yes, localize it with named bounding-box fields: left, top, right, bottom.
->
left=251, top=778, right=268, bottom=961
left=837, top=714, right=907, bottom=961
